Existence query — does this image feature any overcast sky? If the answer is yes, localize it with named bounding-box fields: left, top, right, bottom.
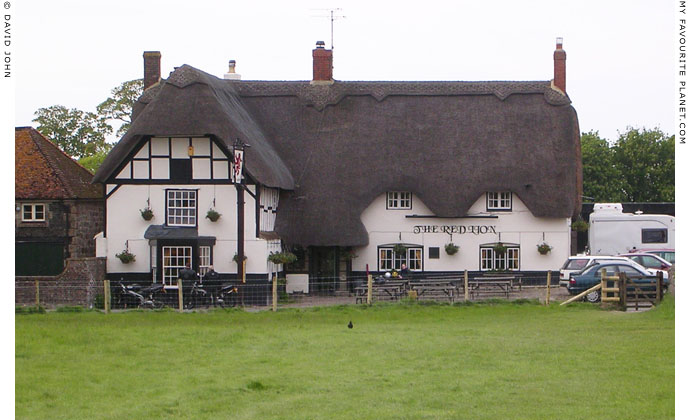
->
left=9, top=0, right=675, bottom=143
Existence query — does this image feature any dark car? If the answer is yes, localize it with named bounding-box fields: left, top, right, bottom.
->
left=567, top=261, right=667, bottom=303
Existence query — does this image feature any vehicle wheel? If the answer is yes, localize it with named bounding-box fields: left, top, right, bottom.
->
left=584, top=289, right=601, bottom=303
left=184, top=294, right=196, bottom=310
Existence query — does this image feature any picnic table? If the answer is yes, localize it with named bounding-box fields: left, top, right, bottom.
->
left=469, top=276, right=515, bottom=299
left=354, top=280, right=408, bottom=303
left=409, top=279, right=460, bottom=302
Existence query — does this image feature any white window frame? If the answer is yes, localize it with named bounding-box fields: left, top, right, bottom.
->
left=386, top=191, right=412, bottom=210
left=487, top=192, right=512, bottom=211
left=162, top=246, right=193, bottom=287
left=166, top=190, right=197, bottom=226
left=378, top=246, right=423, bottom=271
left=198, top=246, right=211, bottom=277
left=21, top=203, right=46, bottom=222
left=480, top=246, right=520, bottom=271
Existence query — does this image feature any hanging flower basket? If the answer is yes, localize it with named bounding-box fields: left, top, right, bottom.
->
left=342, top=248, right=358, bottom=261
left=206, top=209, right=221, bottom=222
left=493, top=242, right=508, bottom=256
left=393, top=243, right=407, bottom=255
left=571, top=219, right=589, bottom=232
left=537, top=243, right=553, bottom=255
left=445, top=243, right=459, bottom=255
left=268, top=251, right=297, bottom=265
left=233, top=254, right=248, bottom=264
left=140, top=207, right=154, bottom=221
left=116, top=249, right=136, bottom=264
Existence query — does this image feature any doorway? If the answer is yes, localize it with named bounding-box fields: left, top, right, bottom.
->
left=309, top=246, right=339, bottom=295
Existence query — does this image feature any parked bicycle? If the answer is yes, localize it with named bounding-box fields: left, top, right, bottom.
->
left=184, top=280, right=213, bottom=309
left=215, top=283, right=240, bottom=308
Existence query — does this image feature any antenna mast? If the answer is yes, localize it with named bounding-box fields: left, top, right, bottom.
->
left=311, top=8, right=346, bottom=49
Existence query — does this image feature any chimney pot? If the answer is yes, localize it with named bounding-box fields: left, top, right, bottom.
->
left=316, top=40, right=326, bottom=49
left=224, top=59, right=241, bottom=80
left=143, top=51, right=161, bottom=90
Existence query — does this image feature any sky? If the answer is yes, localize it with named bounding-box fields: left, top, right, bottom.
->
left=6, top=0, right=676, bottom=143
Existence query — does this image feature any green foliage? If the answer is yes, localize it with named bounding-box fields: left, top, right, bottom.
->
left=571, top=218, right=589, bottom=232
left=268, top=251, right=298, bottom=265
left=233, top=253, right=248, bottom=263
left=96, top=79, right=144, bottom=136
left=77, top=150, right=110, bottom=173
left=115, top=249, right=136, bottom=264
left=445, top=243, right=459, bottom=255
left=93, top=294, right=105, bottom=310
left=580, top=130, right=625, bottom=202
left=613, top=127, right=675, bottom=202
left=206, top=209, right=221, bottom=222
left=15, top=305, right=46, bottom=314
left=140, top=207, right=154, bottom=221
left=55, top=306, right=85, bottom=313
left=581, top=128, right=674, bottom=202
left=492, top=242, right=507, bottom=256
left=392, top=243, right=407, bottom=255
left=536, top=242, right=552, bottom=255
left=33, top=105, right=113, bottom=159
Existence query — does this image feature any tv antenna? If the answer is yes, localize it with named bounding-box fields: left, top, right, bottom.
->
left=311, top=8, right=346, bottom=49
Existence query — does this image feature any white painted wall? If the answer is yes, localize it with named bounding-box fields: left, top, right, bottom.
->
left=352, top=193, right=570, bottom=272
left=105, top=183, right=277, bottom=277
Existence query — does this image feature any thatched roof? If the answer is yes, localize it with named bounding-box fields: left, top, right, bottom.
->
left=94, top=66, right=582, bottom=247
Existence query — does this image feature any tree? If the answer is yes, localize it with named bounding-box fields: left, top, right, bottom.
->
left=613, top=127, right=675, bottom=202
left=96, top=79, right=143, bottom=136
left=33, top=105, right=113, bottom=159
left=77, top=150, right=112, bottom=174
left=580, top=130, right=625, bottom=202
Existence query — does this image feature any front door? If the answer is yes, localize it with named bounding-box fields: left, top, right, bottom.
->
left=309, top=246, right=339, bottom=294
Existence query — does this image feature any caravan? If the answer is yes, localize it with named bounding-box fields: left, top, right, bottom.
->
left=588, top=203, right=675, bottom=256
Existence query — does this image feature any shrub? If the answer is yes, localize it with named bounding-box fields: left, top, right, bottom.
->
left=268, top=252, right=298, bottom=265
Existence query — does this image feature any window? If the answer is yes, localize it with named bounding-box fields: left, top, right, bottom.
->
left=378, top=246, right=423, bottom=271
left=21, top=203, right=45, bottom=222
left=641, top=228, right=668, bottom=244
left=387, top=191, right=412, bottom=209
left=487, top=192, right=512, bottom=211
left=198, top=246, right=211, bottom=276
left=480, top=245, right=520, bottom=271
left=162, top=246, right=193, bottom=286
left=428, top=247, right=440, bottom=259
left=167, top=190, right=197, bottom=226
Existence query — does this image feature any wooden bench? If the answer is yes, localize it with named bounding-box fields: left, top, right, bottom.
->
left=354, top=281, right=408, bottom=303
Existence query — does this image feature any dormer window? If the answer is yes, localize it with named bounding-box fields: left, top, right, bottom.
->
left=487, top=192, right=512, bottom=211
left=387, top=191, right=412, bottom=210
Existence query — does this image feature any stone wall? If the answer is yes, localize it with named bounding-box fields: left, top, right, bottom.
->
left=15, top=257, right=106, bottom=308
left=68, top=200, right=104, bottom=258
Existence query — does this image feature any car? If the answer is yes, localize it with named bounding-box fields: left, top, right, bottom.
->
left=618, top=253, right=672, bottom=272
left=567, top=261, right=669, bottom=303
left=558, top=255, right=634, bottom=287
left=627, top=248, right=675, bottom=264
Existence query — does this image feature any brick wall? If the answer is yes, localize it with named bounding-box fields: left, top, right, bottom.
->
left=15, top=257, right=106, bottom=308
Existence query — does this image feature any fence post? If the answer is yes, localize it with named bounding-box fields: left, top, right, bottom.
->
left=367, top=274, right=372, bottom=305
left=272, top=275, right=277, bottom=312
left=656, top=271, right=663, bottom=305
left=177, top=279, right=184, bottom=312
left=619, top=272, right=627, bottom=311
left=104, top=280, right=111, bottom=314
left=464, top=270, right=469, bottom=302
left=35, top=279, right=40, bottom=307
left=545, top=271, right=551, bottom=305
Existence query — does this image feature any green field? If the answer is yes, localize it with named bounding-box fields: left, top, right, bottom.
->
left=15, top=299, right=674, bottom=420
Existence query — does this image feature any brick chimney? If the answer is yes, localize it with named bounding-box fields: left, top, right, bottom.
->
left=143, top=51, right=161, bottom=90
left=553, top=38, right=566, bottom=94
left=312, top=41, right=333, bottom=84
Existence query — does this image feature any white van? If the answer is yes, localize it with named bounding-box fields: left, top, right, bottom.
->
left=558, top=255, right=632, bottom=287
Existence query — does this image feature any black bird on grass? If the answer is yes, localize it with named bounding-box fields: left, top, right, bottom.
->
left=348, top=320, right=353, bottom=329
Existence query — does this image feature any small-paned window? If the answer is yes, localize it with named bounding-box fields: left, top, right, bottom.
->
left=378, top=246, right=423, bottom=271
left=641, top=228, right=668, bottom=244
left=387, top=191, right=412, bottom=210
left=429, top=247, right=440, bottom=259
left=22, top=203, right=46, bottom=222
left=199, top=246, right=211, bottom=276
left=167, top=190, right=197, bottom=226
left=162, top=246, right=193, bottom=287
left=480, top=245, right=520, bottom=271
left=487, top=192, right=512, bottom=211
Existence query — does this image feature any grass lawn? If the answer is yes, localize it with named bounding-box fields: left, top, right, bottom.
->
left=16, top=299, right=674, bottom=420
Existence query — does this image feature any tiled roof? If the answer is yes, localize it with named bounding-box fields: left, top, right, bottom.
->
left=15, top=127, right=103, bottom=200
